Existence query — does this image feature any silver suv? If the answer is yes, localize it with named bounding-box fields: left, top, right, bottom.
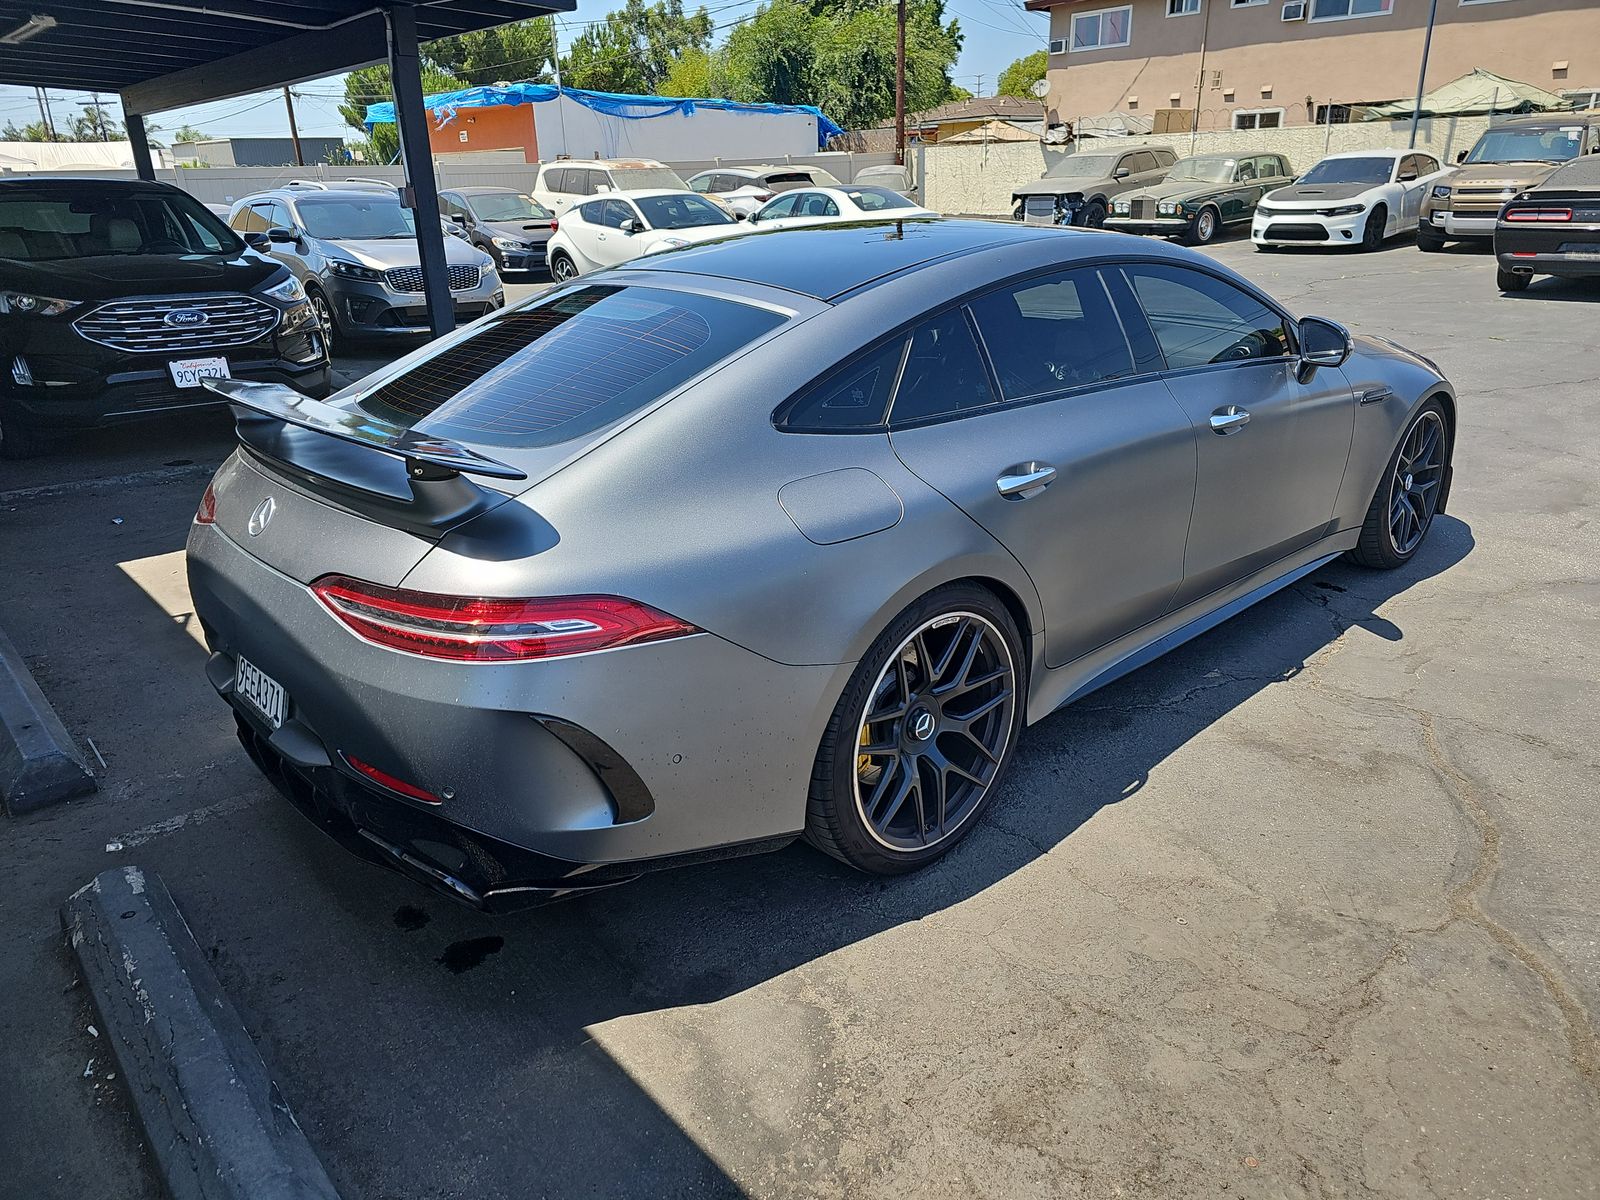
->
left=227, top=187, right=501, bottom=352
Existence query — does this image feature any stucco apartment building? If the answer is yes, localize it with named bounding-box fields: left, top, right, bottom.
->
left=1024, top=0, right=1600, bottom=130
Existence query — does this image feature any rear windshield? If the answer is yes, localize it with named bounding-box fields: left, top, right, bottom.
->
left=353, top=285, right=784, bottom=449
left=845, top=186, right=918, bottom=211
left=636, top=193, right=733, bottom=229
left=0, top=186, right=242, bottom=261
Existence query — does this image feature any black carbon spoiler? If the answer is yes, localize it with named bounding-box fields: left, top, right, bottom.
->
left=204, top=378, right=527, bottom=482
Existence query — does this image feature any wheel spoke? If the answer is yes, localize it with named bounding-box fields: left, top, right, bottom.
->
left=927, top=619, right=969, bottom=686
left=922, top=756, right=945, bottom=834
left=941, top=666, right=1008, bottom=701
left=957, top=727, right=1000, bottom=765
left=874, top=760, right=914, bottom=827
left=859, top=736, right=898, bottom=756
left=949, top=688, right=1011, bottom=730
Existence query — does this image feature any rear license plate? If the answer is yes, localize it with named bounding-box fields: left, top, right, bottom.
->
left=169, top=356, right=230, bottom=389
left=235, top=655, right=286, bottom=730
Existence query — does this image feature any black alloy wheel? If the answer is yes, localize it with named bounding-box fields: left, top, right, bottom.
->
left=1349, top=401, right=1449, bottom=569
left=1360, top=205, right=1388, bottom=252
left=308, top=288, right=337, bottom=356
left=551, top=253, right=579, bottom=282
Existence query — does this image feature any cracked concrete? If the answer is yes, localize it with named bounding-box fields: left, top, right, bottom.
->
left=1, top=251, right=1597, bottom=1200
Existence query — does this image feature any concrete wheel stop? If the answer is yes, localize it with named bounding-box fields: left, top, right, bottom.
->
left=1, top=626, right=96, bottom=815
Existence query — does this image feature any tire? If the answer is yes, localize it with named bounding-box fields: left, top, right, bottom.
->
left=0, top=407, right=50, bottom=459
left=1416, top=226, right=1447, bottom=253
left=1347, top=399, right=1450, bottom=570
left=1076, top=200, right=1107, bottom=229
left=1185, top=206, right=1220, bottom=246
left=804, top=582, right=1025, bottom=875
left=1496, top=267, right=1530, bottom=293
left=1012, top=202, right=1024, bottom=222
left=550, top=252, right=580, bottom=282
left=1359, top=205, right=1387, bottom=252
left=306, top=286, right=340, bottom=357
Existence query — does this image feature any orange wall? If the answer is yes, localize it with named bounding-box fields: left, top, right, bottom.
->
left=425, top=104, right=539, bottom=162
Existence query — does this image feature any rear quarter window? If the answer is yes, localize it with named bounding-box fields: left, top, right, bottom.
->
left=352, top=285, right=786, bottom=449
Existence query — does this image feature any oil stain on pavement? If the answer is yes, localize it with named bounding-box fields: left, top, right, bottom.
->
left=437, top=936, right=504, bottom=974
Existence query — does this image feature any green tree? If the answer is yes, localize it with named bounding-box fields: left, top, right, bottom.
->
left=1, top=119, right=53, bottom=142
left=562, top=0, right=715, bottom=95
left=172, top=124, right=210, bottom=144
left=661, top=47, right=715, bottom=98
left=996, top=50, right=1046, bottom=99
left=431, top=18, right=556, bottom=86
left=339, top=60, right=463, bottom=164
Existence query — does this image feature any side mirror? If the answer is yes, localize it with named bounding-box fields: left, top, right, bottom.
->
left=1398, top=171, right=1417, bottom=182
left=1113, top=166, right=1130, bottom=179
left=450, top=213, right=468, bottom=226
left=266, top=226, right=297, bottom=244
left=1456, top=150, right=1469, bottom=164
left=1298, top=316, right=1351, bottom=378
left=243, top=231, right=270, bottom=250
left=746, top=211, right=760, bottom=224
left=618, top=217, right=639, bottom=234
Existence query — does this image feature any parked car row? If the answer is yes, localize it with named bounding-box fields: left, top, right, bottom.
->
left=1009, top=109, right=1600, bottom=291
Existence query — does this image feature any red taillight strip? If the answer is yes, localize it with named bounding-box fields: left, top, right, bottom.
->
left=343, top=753, right=442, bottom=803
left=310, top=575, right=700, bottom=662
left=195, top=482, right=217, bottom=525
left=1504, top=207, right=1573, bottom=223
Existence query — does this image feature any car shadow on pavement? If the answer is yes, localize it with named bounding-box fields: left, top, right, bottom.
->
left=189, top=516, right=1473, bottom=1198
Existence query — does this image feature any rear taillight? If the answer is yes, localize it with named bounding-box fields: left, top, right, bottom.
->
left=1504, top=207, right=1572, bottom=223
left=342, top=753, right=442, bottom=803
left=754, top=190, right=774, bottom=202
left=195, top=482, right=217, bottom=525
left=310, top=575, right=699, bottom=662
left=549, top=218, right=558, bottom=232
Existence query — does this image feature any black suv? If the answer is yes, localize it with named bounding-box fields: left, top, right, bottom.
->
left=0, top=177, right=329, bottom=458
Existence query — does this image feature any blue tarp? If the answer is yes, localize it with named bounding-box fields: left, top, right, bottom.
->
left=364, top=83, right=843, bottom=149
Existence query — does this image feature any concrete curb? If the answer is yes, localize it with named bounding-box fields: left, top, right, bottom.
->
left=62, top=867, right=341, bottom=1200
left=0, top=626, right=96, bottom=815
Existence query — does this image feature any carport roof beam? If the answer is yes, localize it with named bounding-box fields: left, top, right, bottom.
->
left=0, top=0, right=575, bottom=115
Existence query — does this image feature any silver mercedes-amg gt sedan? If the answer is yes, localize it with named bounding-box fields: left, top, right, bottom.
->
left=186, top=219, right=1455, bottom=911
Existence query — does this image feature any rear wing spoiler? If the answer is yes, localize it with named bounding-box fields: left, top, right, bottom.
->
left=203, top=379, right=527, bottom=482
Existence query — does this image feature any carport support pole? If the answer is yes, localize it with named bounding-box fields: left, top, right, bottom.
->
left=125, top=112, right=156, bottom=182
left=1407, top=0, right=1440, bottom=150
left=385, top=4, right=454, bottom=339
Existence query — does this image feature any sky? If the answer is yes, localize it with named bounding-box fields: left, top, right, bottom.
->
left=0, top=0, right=1044, bottom=144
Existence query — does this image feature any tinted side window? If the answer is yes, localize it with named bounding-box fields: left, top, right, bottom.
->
left=1157, top=149, right=1178, bottom=166
left=783, top=336, right=907, bottom=431
left=230, top=204, right=266, bottom=233
left=599, top=199, right=632, bottom=229
left=759, top=193, right=800, bottom=219
left=544, top=168, right=569, bottom=194
left=890, top=309, right=996, bottom=424
left=1416, top=155, right=1440, bottom=175
left=576, top=199, right=606, bottom=223
left=688, top=174, right=712, bottom=193
left=1121, top=264, right=1290, bottom=370
left=971, top=270, right=1135, bottom=399
left=267, top=201, right=293, bottom=231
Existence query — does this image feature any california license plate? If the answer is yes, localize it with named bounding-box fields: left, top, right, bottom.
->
left=235, top=655, right=286, bottom=730
left=169, top=356, right=231, bottom=389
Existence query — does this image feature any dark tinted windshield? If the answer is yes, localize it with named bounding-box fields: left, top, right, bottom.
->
left=844, top=186, right=918, bottom=212
left=297, top=195, right=416, bottom=239
left=468, top=192, right=550, bottom=222
left=0, top=186, right=241, bottom=261
left=1466, top=126, right=1586, bottom=164
left=353, top=285, right=784, bottom=449
left=1297, top=157, right=1393, bottom=185
left=635, top=193, right=733, bottom=229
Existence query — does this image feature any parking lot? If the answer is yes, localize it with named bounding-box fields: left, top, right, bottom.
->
left=2, top=240, right=1597, bottom=1200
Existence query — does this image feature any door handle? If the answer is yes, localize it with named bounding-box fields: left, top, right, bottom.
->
left=996, top=462, right=1057, bottom=499
left=1209, top=406, right=1250, bottom=435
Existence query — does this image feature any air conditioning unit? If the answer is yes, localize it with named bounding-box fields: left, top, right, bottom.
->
left=1281, top=1, right=1307, bottom=19
left=1049, top=37, right=1068, bottom=54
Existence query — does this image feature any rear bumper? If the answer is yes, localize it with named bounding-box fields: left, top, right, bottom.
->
left=185, top=517, right=842, bottom=899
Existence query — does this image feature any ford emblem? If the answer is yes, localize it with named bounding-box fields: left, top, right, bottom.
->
left=164, top=308, right=209, bottom=328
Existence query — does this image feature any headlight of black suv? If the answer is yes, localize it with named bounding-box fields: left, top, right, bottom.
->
left=0, top=290, right=82, bottom=317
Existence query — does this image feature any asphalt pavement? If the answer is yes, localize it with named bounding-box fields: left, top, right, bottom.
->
left=0, top=246, right=1595, bottom=1200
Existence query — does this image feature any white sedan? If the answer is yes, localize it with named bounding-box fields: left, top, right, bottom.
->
left=546, top=189, right=743, bottom=279
left=1251, top=149, right=1450, bottom=251
left=747, top=185, right=936, bottom=230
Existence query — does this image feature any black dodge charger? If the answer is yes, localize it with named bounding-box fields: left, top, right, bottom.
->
left=1495, top=157, right=1600, bottom=294
left=0, top=177, right=329, bottom=458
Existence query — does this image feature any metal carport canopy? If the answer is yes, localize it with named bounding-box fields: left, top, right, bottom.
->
left=0, top=0, right=575, bottom=336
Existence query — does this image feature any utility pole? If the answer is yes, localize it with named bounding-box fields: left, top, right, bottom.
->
left=34, top=87, right=56, bottom=140
left=1408, top=0, right=1440, bottom=150
left=894, top=0, right=907, bottom=166
left=283, top=87, right=305, bottom=166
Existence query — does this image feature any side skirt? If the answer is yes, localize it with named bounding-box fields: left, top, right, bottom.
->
left=1029, top=535, right=1353, bottom=722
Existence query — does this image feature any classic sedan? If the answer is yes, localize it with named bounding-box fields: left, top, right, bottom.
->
left=187, top=220, right=1456, bottom=912
left=1494, top=156, right=1600, bottom=293
left=1106, top=152, right=1295, bottom=245
left=545, top=189, right=739, bottom=279
left=1253, top=149, right=1448, bottom=252
left=747, top=185, right=935, bottom=229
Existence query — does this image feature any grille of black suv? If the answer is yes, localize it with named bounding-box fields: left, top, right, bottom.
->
left=73, top=294, right=280, bottom=353
left=384, top=264, right=481, bottom=293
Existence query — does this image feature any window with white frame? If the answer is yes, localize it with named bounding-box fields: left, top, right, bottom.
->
left=1167, top=0, right=1201, bottom=15
left=1230, top=0, right=1267, bottom=6
left=1071, top=5, right=1132, bottom=51
left=1309, top=0, right=1393, bottom=19
left=1233, top=108, right=1283, bottom=130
